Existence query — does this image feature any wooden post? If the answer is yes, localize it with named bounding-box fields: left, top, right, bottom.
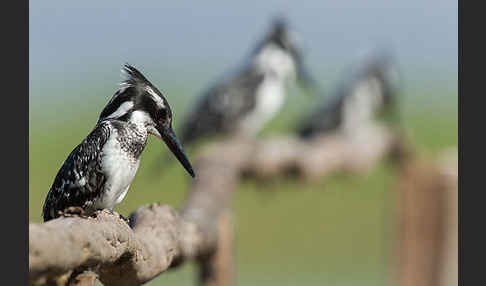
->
left=437, top=151, right=458, bottom=286
left=198, top=211, right=235, bottom=286
left=395, top=150, right=457, bottom=286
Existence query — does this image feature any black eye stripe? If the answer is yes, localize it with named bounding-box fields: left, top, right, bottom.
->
left=156, top=109, right=165, bottom=121
left=99, top=88, right=134, bottom=119
left=99, top=82, right=174, bottom=124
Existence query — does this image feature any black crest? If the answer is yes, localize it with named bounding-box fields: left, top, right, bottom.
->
left=99, top=64, right=170, bottom=122
left=266, top=17, right=289, bottom=49
left=121, top=64, right=153, bottom=88
left=250, top=17, right=295, bottom=55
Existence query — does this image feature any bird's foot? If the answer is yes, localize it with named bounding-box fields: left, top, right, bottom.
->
left=108, top=209, right=130, bottom=225
left=118, top=213, right=130, bottom=225
left=59, top=206, right=89, bottom=219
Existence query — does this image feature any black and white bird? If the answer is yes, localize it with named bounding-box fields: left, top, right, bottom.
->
left=296, top=52, right=401, bottom=139
left=179, top=18, right=316, bottom=146
left=42, top=64, right=195, bottom=222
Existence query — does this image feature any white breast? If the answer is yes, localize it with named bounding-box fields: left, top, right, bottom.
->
left=95, top=130, right=140, bottom=210
left=238, top=77, right=286, bottom=135
left=341, top=77, right=383, bottom=134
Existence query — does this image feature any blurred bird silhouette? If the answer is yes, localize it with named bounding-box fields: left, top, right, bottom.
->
left=180, top=17, right=316, bottom=145
left=296, top=50, right=401, bottom=139
left=153, top=17, right=317, bottom=174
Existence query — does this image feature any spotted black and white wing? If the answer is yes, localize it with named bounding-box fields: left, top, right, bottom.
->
left=179, top=67, right=265, bottom=145
left=42, top=122, right=111, bottom=221
left=297, top=73, right=399, bottom=140
left=296, top=92, right=346, bottom=139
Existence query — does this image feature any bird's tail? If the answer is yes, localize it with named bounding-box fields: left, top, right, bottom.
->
left=296, top=121, right=317, bottom=139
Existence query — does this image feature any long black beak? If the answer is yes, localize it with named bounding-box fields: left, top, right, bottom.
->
left=159, top=125, right=195, bottom=178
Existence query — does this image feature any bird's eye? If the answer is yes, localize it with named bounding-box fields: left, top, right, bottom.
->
left=159, top=108, right=167, bottom=118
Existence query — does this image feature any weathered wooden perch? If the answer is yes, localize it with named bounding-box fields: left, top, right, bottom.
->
left=29, top=123, right=401, bottom=286
left=394, top=148, right=458, bottom=286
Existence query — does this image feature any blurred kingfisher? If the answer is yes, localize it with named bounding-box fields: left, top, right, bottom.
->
left=179, top=17, right=317, bottom=145
left=297, top=51, right=401, bottom=139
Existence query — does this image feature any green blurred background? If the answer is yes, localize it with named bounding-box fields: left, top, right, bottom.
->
left=30, top=1, right=457, bottom=285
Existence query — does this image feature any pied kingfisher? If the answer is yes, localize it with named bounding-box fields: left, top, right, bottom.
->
left=297, top=51, right=401, bottom=139
left=179, top=17, right=316, bottom=146
left=42, top=64, right=195, bottom=221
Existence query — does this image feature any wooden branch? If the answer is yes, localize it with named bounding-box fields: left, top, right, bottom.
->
left=221, top=123, right=400, bottom=180
left=30, top=205, right=187, bottom=286
left=68, top=272, right=98, bottom=286
left=30, top=123, right=399, bottom=286
left=29, top=136, right=249, bottom=286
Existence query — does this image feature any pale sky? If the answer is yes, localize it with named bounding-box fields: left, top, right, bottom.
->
left=30, top=0, right=457, bottom=94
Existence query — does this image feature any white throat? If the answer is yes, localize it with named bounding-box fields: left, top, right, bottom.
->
left=254, top=44, right=296, bottom=81
left=129, top=110, right=163, bottom=138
